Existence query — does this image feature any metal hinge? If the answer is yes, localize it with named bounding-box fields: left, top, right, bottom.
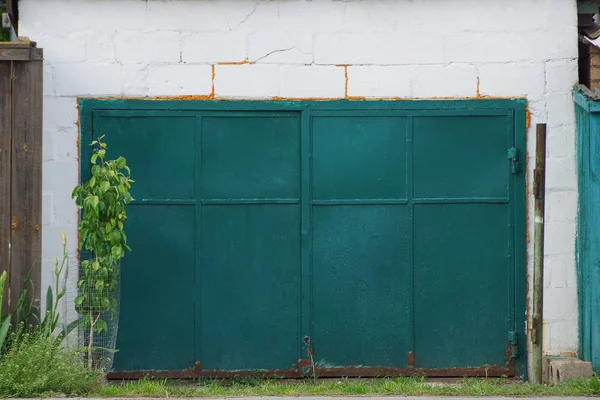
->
left=508, top=331, right=521, bottom=359
left=508, top=147, right=522, bottom=174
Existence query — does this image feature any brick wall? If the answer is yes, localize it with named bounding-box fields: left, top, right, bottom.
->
left=18, top=0, right=579, bottom=369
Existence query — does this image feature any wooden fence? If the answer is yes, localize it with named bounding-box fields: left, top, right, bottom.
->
left=0, top=39, right=42, bottom=313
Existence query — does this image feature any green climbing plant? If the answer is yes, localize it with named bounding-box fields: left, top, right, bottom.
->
left=72, top=136, right=133, bottom=368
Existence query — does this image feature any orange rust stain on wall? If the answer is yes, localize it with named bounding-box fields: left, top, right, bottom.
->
left=526, top=109, right=531, bottom=129
left=79, top=95, right=527, bottom=102
left=476, top=76, right=481, bottom=98
left=344, top=65, right=349, bottom=99
left=217, top=59, right=254, bottom=65
left=270, top=96, right=343, bottom=101
left=211, top=65, right=216, bottom=99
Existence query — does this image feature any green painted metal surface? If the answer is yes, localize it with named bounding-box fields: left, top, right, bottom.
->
left=575, top=87, right=600, bottom=370
left=80, top=99, right=526, bottom=377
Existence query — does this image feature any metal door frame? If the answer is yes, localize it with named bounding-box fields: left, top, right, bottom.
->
left=80, top=99, right=527, bottom=379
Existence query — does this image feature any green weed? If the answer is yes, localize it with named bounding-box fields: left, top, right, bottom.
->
left=0, top=331, right=103, bottom=397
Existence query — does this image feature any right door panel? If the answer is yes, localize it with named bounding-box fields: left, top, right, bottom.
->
left=413, top=115, right=513, bottom=369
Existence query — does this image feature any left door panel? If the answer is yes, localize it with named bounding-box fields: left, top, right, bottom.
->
left=92, top=113, right=198, bottom=371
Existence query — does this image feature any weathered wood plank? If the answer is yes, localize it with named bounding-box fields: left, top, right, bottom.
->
left=11, top=59, right=42, bottom=309
left=0, top=48, right=33, bottom=61
left=0, top=62, right=11, bottom=312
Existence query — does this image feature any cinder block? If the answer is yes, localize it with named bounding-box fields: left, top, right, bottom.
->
left=545, top=190, right=577, bottom=223
left=37, top=32, right=86, bottom=63
left=42, top=160, right=79, bottom=194
left=544, top=219, right=576, bottom=256
left=347, top=66, right=411, bottom=98
left=215, top=64, right=280, bottom=98
left=248, top=32, right=313, bottom=64
left=43, top=64, right=55, bottom=96
left=51, top=128, right=78, bottom=161
left=122, top=64, right=150, bottom=96
left=446, top=29, right=577, bottom=64
left=116, top=30, right=180, bottom=63
left=43, top=97, right=78, bottom=129
left=314, top=33, right=445, bottom=65
left=413, top=65, right=477, bottom=98
left=545, top=156, right=577, bottom=192
left=479, top=63, right=545, bottom=99
left=54, top=63, right=123, bottom=96
left=343, top=1, right=402, bottom=32
left=42, top=225, right=79, bottom=262
left=86, top=29, right=117, bottom=62
left=277, top=1, right=344, bottom=33
left=546, top=60, right=578, bottom=93
left=42, top=194, right=53, bottom=227
left=280, top=66, right=344, bottom=98
left=543, top=287, right=577, bottom=320
left=544, top=254, right=577, bottom=289
left=546, top=124, right=576, bottom=159
left=547, top=320, right=579, bottom=352
left=53, top=194, right=78, bottom=226
left=147, top=64, right=212, bottom=96
left=544, top=357, right=593, bottom=384
left=182, top=32, right=247, bottom=63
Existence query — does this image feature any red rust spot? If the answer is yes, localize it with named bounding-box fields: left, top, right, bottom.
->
left=407, top=351, right=415, bottom=369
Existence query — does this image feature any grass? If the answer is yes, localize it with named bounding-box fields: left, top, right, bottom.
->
left=0, top=331, right=103, bottom=398
left=94, top=375, right=600, bottom=397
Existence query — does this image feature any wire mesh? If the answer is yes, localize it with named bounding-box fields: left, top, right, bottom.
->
left=63, top=261, right=120, bottom=371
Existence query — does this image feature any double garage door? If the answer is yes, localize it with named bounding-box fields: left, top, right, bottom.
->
left=81, top=100, right=526, bottom=378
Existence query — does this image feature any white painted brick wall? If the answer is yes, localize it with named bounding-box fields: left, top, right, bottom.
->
left=182, top=32, right=247, bottom=63
left=147, top=64, right=212, bottom=96
left=19, top=0, right=579, bottom=368
left=413, top=64, right=478, bottom=98
left=215, top=64, right=279, bottom=98
left=347, top=66, right=412, bottom=98
left=280, top=65, right=345, bottom=98
left=478, top=63, right=546, bottom=100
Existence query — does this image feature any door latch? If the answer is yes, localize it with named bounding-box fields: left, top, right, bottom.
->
left=508, top=330, right=521, bottom=359
left=508, top=147, right=522, bottom=174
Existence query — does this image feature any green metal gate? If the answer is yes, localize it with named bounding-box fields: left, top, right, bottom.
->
left=575, top=86, right=600, bottom=370
left=80, top=100, right=527, bottom=378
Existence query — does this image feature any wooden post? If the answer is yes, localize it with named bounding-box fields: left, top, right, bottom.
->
left=531, top=123, right=547, bottom=384
left=0, top=39, right=42, bottom=312
left=0, top=59, right=12, bottom=314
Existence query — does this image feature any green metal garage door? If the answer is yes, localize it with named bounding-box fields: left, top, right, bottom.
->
left=80, top=100, right=527, bottom=378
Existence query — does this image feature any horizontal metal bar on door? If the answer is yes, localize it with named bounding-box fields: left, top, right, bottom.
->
left=312, top=199, right=409, bottom=205
left=309, top=110, right=512, bottom=117
left=131, top=199, right=196, bottom=205
left=201, top=198, right=300, bottom=205
left=93, top=110, right=200, bottom=118
left=412, top=197, right=510, bottom=204
left=81, top=99, right=526, bottom=112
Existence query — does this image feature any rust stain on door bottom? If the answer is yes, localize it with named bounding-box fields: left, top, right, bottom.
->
left=106, top=362, right=514, bottom=380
